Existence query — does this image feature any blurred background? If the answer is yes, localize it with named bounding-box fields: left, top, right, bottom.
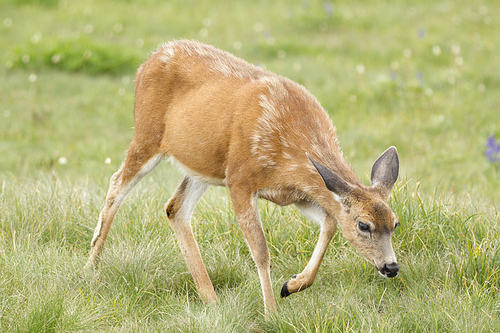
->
left=1, top=0, right=499, bottom=204
left=1, top=1, right=500, bottom=331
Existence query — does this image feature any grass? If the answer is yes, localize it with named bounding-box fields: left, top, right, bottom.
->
left=1, top=0, right=500, bottom=331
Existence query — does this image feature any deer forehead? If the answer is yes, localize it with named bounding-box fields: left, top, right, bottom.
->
left=351, top=195, right=395, bottom=227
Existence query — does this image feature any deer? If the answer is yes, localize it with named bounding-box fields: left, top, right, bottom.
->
left=86, top=40, right=400, bottom=316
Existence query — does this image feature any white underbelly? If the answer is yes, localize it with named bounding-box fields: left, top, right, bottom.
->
left=169, top=156, right=226, bottom=186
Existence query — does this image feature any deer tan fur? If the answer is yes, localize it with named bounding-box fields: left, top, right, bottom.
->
left=87, top=40, right=400, bottom=316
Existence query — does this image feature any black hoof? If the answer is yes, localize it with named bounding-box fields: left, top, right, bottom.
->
left=281, top=274, right=299, bottom=298
left=280, top=281, right=291, bottom=298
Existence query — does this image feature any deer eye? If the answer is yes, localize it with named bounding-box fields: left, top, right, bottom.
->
left=358, top=221, right=370, bottom=233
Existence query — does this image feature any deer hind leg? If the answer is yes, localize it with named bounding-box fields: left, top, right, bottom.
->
left=281, top=202, right=337, bottom=297
left=228, top=184, right=277, bottom=316
left=165, top=176, right=216, bottom=302
left=86, top=144, right=163, bottom=268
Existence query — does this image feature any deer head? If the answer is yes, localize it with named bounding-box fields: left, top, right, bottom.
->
left=308, top=147, right=400, bottom=277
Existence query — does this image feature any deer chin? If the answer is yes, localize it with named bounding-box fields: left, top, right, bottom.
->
left=362, top=256, right=399, bottom=278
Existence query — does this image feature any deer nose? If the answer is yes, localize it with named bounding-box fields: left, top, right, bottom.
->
left=382, top=263, right=399, bottom=278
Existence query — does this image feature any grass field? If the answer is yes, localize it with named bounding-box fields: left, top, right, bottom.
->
left=1, top=0, right=500, bottom=331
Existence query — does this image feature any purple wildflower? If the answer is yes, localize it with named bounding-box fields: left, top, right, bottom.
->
left=324, top=2, right=334, bottom=16
left=485, top=134, right=500, bottom=163
left=416, top=71, right=424, bottom=86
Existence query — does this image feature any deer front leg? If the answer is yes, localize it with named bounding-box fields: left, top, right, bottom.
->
left=229, top=184, right=277, bottom=316
left=281, top=214, right=337, bottom=297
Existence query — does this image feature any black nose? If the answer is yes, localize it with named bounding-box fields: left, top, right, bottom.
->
left=382, top=263, right=399, bottom=278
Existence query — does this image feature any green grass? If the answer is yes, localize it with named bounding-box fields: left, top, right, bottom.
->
left=1, top=0, right=500, bottom=331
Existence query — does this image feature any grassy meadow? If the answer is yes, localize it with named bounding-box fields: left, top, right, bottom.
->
left=1, top=0, right=500, bottom=331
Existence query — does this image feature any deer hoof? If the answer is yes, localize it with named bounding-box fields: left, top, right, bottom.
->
left=280, top=275, right=298, bottom=298
left=280, top=281, right=291, bottom=298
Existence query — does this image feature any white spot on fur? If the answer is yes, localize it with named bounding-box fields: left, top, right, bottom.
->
left=250, top=78, right=290, bottom=170
left=159, top=46, right=175, bottom=64
left=282, top=151, right=294, bottom=161
left=156, top=40, right=266, bottom=79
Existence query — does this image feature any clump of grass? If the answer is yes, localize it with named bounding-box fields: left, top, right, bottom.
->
left=15, top=291, right=85, bottom=333
left=6, top=0, right=59, bottom=7
left=10, top=36, right=143, bottom=76
left=18, top=295, right=64, bottom=332
left=1, top=173, right=499, bottom=331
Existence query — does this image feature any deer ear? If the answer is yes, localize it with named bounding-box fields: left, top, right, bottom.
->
left=307, top=153, right=352, bottom=201
left=371, top=146, right=399, bottom=197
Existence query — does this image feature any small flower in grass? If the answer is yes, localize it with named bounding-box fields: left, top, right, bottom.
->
left=105, top=158, right=111, bottom=165
left=416, top=71, right=423, bottom=82
left=356, top=64, right=365, bottom=75
left=135, top=38, right=144, bottom=48
left=113, top=23, right=123, bottom=33
left=233, top=41, right=242, bottom=51
left=83, top=50, right=92, bottom=59
left=432, top=45, right=441, bottom=56
left=83, top=23, right=94, bottom=34
left=3, top=17, right=13, bottom=28
left=202, top=18, right=212, bottom=27
left=31, top=32, right=42, bottom=44
left=51, top=54, right=61, bottom=64
left=199, top=28, right=208, bottom=38
left=485, top=134, right=500, bottom=163
left=84, top=7, right=92, bottom=16
left=253, top=22, right=264, bottom=33
left=58, top=157, right=68, bottom=165
left=324, top=2, right=334, bottom=16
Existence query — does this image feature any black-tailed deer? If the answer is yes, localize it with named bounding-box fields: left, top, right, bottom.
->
left=87, top=40, right=400, bottom=315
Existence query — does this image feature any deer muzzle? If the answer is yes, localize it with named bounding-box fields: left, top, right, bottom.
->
left=379, top=262, right=399, bottom=278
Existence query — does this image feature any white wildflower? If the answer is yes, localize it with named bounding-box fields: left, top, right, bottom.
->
left=432, top=45, right=441, bottom=56
left=356, top=64, right=365, bottom=74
